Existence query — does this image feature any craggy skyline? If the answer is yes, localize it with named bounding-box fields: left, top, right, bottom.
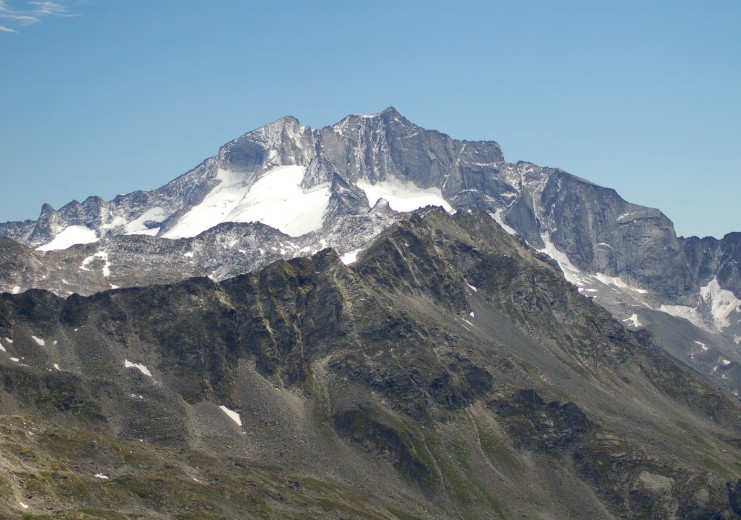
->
left=1, top=0, right=739, bottom=238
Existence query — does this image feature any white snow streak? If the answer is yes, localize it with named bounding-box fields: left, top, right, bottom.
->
left=537, top=233, right=585, bottom=286
left=31, top=335, right=45, bottom=346
left=94, top=473, right=109, bottom=480
left=219, top=405, right=242, bottom=426
left=357, top=177, right=453, bottom=213
left=124, top=360, right=152, bottom=377
left=490, top=209, right=517, bottom=235
left=37, top=226, right=98, bottom=251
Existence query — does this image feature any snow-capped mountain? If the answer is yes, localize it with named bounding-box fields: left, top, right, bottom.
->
left=1, top=107, right=739, bottom=396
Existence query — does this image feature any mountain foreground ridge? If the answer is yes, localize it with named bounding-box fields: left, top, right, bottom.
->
left=0, top=208, right=740, bottom=518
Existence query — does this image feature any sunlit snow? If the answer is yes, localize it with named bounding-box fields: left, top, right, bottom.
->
left=81, top=251, right=111, bottom=277
left=94, top=473, right=109, bottom=480
left=357, top=177, right=453, bottom=213
left=537, top=233, right=586, bottom=286
left=340, top=250, right=360, bottom=265
left=700, top=277, right=740, bottom=329
left=31, top=336, right=45, bottom=346
left=37, top=226, right=98, bottom=251
left=592, top=273, right=648, bottom=294
left=164, top=166, right=330, bottom=239
left=694, top=341, right=709, bottom=352
left=219, top=405, right=242, bottom=426
left=622, top=314, right=642, bottom=328
left=659, top=277, right=740, bottom=332
left=491, top=209, right=517, bottom=235
left=124, top=207, right=166, bottom=236
left=124, top=360, right=152, bottom=377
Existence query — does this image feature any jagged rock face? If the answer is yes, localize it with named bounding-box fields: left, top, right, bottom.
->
left=0, top=210, right=739, bottom=518
left=1, top=107, right=740, bottom=401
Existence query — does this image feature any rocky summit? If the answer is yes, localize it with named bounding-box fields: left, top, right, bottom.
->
left=0, top=108, right=739, bottom=399
left=0, top=209, right=739, bottom=519
left=0, top=109, right=740, bottom=518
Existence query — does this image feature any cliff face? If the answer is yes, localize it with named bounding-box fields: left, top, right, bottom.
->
left=0, top=210, right=739, bottom=519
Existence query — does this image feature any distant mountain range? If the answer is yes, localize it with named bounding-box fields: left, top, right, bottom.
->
left=1, top=107, right=738, bottom=398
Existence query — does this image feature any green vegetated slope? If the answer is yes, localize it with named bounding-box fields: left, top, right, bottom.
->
left=0, top=209, right=739, bottom=519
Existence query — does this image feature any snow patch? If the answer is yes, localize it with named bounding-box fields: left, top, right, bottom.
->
left=537, top=233, right=586, bottom=286
left=735, top=336, right=741, bottom=345
left=37, top=226, right=98, bottom=251
left=465, top=279, right=478, bottom=292
left=721, top=359, right=731, bottom=366
left=94, top=473, right=109, bottom=480
left=12, top=286, right=20, bottom=294
left=124, top=360, right=152, bottom=377
left=4, top=337, right=13, bottom=344
left=10, top=357, right=19, bottom=362
left=31, top=335, right=45, bottom=346
left=340, top=249, right=360, bottom=265
left=700, top=277, right=740, bottom=329
left=659, top=303, right=699, bottom=326
left=53, top=363, right=60, bottom=370
left=490, top=209, right=517, bottom=235
left=622, top=314, right=642, bottom=328
left=659, top=277, right=740, bottom=332
left=694, top=341, right=709, bottom=352
left=183, top=251, right=194, bottom=258
left=81, top=251, right=111, bottom=277
left=357, top=177, right=453, bottom=213
left=469, top=311, right=475, bottom=318
left=19, top=502, right=29, bottom=509
left=124, top=207, right=166, bottom=236
left=592, top=273, right=648, bottom=294
left=0, top=344, right=5, bottom=352
left=219, top=405, right=242, bottom=426
left=164, top=166, right=330, bottom=239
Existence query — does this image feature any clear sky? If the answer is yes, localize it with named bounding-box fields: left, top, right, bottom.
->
left=1, top=0, right=739, bottom=238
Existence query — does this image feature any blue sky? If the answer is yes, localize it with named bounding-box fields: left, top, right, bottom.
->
left=1, top=0, right=739, bottom=238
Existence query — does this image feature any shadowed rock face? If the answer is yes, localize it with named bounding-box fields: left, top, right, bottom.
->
left=0, top=210, right=739, bottom=519
left=2, top=111, right=740, bottom=402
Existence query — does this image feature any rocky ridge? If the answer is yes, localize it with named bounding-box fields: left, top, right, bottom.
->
left=0, top=209, right=739, bottom=518
left=1, top=108, right=739, bottom=399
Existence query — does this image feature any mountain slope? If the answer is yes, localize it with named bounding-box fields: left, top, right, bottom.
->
left=1, top=107, right=739, bottom=400
left=0, top=210, right=739, bottom=519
